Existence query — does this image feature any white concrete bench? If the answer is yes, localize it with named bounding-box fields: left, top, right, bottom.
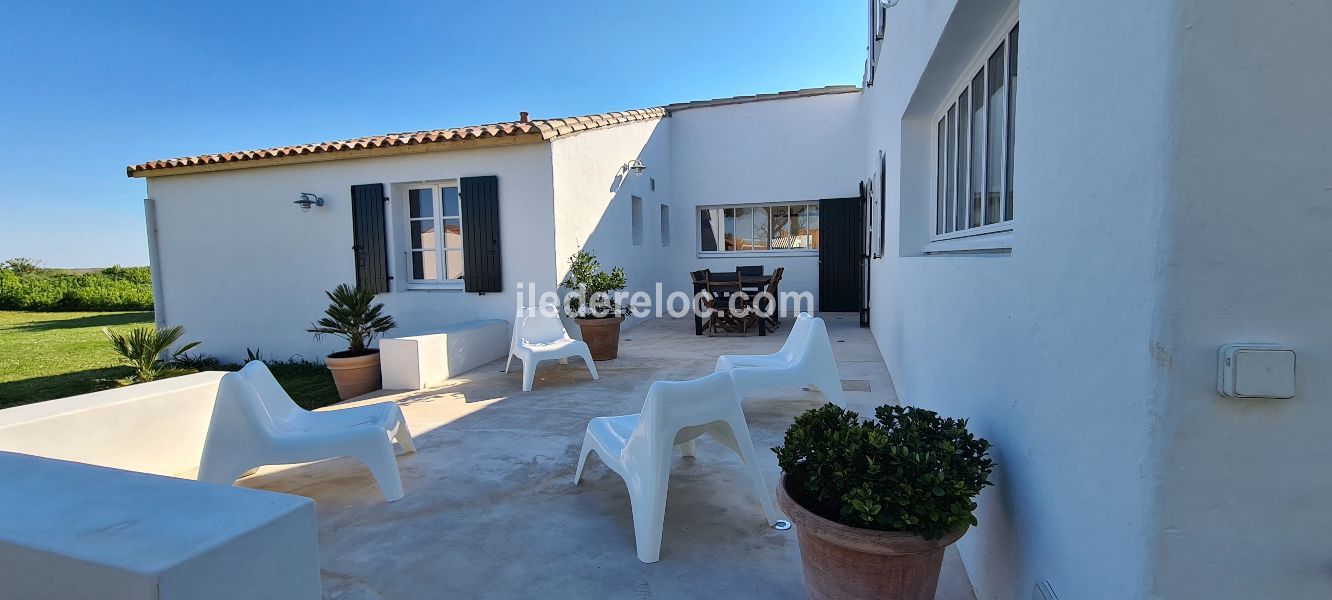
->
left=0, top=452, right=320, bottom=600
left=380, top=319, right=509, bottom=390
left=0, top=372, right=225, bottom=477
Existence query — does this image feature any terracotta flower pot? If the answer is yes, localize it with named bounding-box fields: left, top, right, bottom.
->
left=325, top=350, right=382, bottom=400
left=574, top=316, right=624, bottom=361
left=776, top=475, right=966, bottom=600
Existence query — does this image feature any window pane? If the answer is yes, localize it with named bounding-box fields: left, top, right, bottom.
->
left=936, top=117, right=947, bottom=235
left=445, top=251, right=463, bottom=280
left=733, top=207, right=754, bottom=250
left=792, top=204, right=819, bottom=249
left=969, top=69, right=985, bottom=228
left=723, top=208, right=736, bottom=251
left=752, top=207, right=769, bottom=250
left=943, top=108, right=953, bottom=234
left=952, top=98, right=965, bottom=232
left=412, top=250, right=437, bottom=280
left=442, top=218, right=462, bottom=249
left=985, top=42, right=1006, bottom=225
left=441, top=187, right=459, bottom=217
left=771, top=205, right=791, bottom=249
left=410, top=219, right=435, bottom=250
left=1005, top=24, right=1018, bottom=222
left=409, top=188, right=433, bottom=219
left=700, top=209, right=719, bottom=251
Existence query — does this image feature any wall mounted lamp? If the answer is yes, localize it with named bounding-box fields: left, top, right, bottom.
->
left=294, top=192, right=324, bottom=212
left=623, top=159, right=647, bottom=176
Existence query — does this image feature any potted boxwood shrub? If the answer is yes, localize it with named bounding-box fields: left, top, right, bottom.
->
left=307, top=283, right=397, bottom=400
left=560, top=250, right=627, bottom=360
left=773, top=404, right=993, bottom=600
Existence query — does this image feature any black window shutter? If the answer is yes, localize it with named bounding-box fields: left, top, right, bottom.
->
left=460, top=175, right=502, bottom=293
left=350, top=183, right=390, bottom=294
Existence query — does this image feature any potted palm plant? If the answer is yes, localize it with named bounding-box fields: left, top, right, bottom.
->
left=773, top=404, right=993, bottom=600
left=560, top=250, right=627, bottom=360
left=308, top=283, right=397, bottom=400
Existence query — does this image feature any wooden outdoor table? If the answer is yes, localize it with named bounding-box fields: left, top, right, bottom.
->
left=699, top=272, right=774, bottom=336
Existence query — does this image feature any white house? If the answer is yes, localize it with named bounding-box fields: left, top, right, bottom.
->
left=125, top=0, right=1331, bottom=598
left=130, top=87, right=862, bottom=362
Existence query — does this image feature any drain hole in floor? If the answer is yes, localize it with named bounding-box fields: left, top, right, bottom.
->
left=841, top=379, right=871, bottom=392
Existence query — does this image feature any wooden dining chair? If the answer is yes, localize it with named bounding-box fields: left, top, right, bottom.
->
left=706, top=278, right=747, bottom=336
left=690, top=269, right=711, bottom=335
left=762, top=267, right=785, bottom=331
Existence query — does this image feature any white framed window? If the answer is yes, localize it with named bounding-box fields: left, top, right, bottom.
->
left=698, top=202, right=820, bottom=255
left=659, top=204, right=670, bottom=247
left=631, top=196, right=644, bottom=246
left=406, top=181, right=464, bottom=287
left=932, top=20, right=1018, bottom=242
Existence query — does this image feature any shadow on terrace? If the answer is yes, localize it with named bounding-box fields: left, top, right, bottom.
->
left=232, top=315, right=976, bottom=599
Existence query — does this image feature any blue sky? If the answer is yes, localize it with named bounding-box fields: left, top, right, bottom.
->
left=0, top=1, right=864, bottom=267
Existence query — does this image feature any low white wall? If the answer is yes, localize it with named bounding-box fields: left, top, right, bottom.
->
left=380, top=319, right=509, bottom=389
left=0, top=372, right=224, bottom=477
left=0, top=452, right=320, bottom=600
left=669, top=92, right=863, bottom=307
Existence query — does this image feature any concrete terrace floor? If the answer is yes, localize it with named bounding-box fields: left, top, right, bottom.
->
left=236, top=314, right=976, bottom=599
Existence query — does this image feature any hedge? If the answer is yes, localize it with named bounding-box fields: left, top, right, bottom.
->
left=0, top=266, right=154, bottom=311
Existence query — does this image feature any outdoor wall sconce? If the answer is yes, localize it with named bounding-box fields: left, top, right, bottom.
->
left=294, top=193, right=324, bottom=212
left=623, top=159, right=647, bottom=177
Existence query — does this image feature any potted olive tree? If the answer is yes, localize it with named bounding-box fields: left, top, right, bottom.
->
left=773, top=404, right=993, bottom=600
left=308, top=283, right=397, bottom=400
left=560, top=250, right=627, bottom=360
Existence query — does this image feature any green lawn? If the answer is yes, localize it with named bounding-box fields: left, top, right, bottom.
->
left=0, top=311, right=339, bottom=410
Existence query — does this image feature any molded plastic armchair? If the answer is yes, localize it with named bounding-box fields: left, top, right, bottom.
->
left=197, top=362, right=416, bottom=501
left=574, top=371, right=784, bottom=563
left=714, top=312, right=846, bottom=408
left=505, top=304, right=599, bottom=391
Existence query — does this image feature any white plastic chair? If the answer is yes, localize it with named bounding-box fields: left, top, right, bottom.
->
left=505, top=304, right=599, bottom=391
left=574, top=371, right=784, bottom=563
left=714, top=312, right=846, bottom=409
left=197, top=362, right=416, bottom=502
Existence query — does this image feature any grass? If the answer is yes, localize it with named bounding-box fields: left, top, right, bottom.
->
left=0, top=311, right=339, bottom=410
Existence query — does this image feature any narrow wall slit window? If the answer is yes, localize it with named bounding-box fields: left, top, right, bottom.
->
left=631, top=196, right=644, bottom=246
left=933, top=21, right=1018, bottom=239
left=407, top=183, right=464, bottom=284
left=659, top=204, right=670, bottom=247
left=697, top=202, right=820, bottom=254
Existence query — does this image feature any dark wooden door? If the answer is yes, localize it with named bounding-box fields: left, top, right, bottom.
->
left=819, top=197, right=863, bottom=312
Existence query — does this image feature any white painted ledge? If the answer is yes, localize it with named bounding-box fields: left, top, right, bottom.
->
left=381, top=319, right=509, bottom=390
left=0, top=372, right=226, bottom=477
left=0, top=452, right=320, bottom=600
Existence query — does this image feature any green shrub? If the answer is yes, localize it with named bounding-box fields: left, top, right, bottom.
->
left=773, top=404, right=994, bottom=539
left=102, top=324, right=200, bottom=383
left=0, top=263, right=153, bottom=311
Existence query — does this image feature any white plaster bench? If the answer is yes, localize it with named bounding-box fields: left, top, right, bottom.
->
left=380, top=319, right=509, bottom=390
left=0, top=372, right=225, bottom=477
left=0, top=451, right=320, bottom=600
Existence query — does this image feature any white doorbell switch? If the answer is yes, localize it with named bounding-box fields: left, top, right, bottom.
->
left=1218, top=344, right=1296, bottom=399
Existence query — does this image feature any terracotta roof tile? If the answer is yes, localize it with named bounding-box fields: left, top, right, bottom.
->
left=127, top=85, right=858, bottom=177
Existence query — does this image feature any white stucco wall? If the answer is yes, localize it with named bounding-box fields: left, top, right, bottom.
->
left=669, top=92, right=863, bottom=307
left=1149, top=2, right=1332, bottom=598
left=864, top=0, right=1174, bottom=597
left=549, top=118, right=673, bottom=326
left=147, top=143, right=556, bottom=362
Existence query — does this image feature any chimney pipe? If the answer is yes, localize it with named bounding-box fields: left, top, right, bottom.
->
left=519, top=111, right=529, bottom=123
